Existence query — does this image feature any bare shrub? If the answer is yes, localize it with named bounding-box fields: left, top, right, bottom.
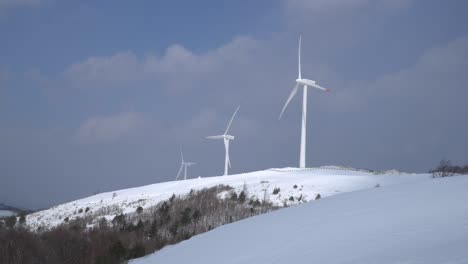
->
left=136, top=206, right=143, bottom=214
left=272, top=187, right=280, bottom=195
left=430, top=160, right=468, bottom=178
left=431, top=159, right=455, bottom=178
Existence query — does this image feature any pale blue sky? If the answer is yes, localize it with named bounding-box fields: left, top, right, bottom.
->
left=1, top=0, right=467, bottom=209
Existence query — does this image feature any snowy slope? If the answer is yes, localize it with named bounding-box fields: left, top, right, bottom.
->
left=132, top=175, right=468, bottom=264
left=25, top=166, right=429, bottom=230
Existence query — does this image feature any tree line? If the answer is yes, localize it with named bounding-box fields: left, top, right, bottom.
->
left=0, top=185, right=279, bottom=264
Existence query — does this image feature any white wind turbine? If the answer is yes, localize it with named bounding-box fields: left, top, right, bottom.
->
left=279, top=35, right=331, bottom=168
left=175, top=150, right=196, bottom=181
left=206, top=106, right=240, bottom=176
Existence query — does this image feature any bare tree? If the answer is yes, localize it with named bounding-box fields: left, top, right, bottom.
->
left=430, top=159, right=455, bottom=178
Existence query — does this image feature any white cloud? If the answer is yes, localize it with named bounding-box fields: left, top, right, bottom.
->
left=63, top=52, right=141, bottom=88
left=145, top=44, right=213, bottom=74
left=62, top=36, right=259, bottom=94
left=76, top=112, right=148, bottom=143
left=145, top=36, right=258, bottom=73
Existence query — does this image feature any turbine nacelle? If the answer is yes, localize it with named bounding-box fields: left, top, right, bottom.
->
left=296, top=78, right=330, bottom=92
left=296, top=78, right=315, bottom=86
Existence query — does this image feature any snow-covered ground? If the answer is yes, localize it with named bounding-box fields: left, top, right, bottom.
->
left=26, top=166, right=429, bottom=230
left=132, top=175, right=468, bottom=264
left=0, top=210, right=15, bottom=217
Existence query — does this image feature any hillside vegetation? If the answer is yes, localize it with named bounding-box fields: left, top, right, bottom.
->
left=0, top=185, right=278, bottom=264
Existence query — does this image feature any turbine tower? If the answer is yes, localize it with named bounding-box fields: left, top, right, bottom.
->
left=279, top=35, right=331, bottom=168
left=175, top=150, right=196, bottom=180
left=206, top=106, right=240, bottom=176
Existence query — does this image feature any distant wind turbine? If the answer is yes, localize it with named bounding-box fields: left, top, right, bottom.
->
left=175, top=150, right=196, bottom=181
left=279, top=35, right=331, bottom=168
left=206, top=106, right=240, bottom=176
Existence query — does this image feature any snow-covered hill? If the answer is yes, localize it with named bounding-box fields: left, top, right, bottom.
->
left=25, top=166, right=429, bottom=230
left=132, top=175, right=468, bottom=264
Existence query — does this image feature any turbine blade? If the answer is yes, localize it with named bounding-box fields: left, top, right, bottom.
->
left=279, top=83, right=300, bottom=120
left=206, top=135, right=224, bottom=139
left=175, top=164, right=183, bottom=180
left=298, top=35, right=302, bottom=79
left=310, top=82, right=330, bottom=92
left=180, top=150, right=184, bottom=163
left=224, top=105, right=240, bottom=135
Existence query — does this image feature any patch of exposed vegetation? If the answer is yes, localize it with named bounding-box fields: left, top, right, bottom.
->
left=430, top=159, right=468, bottom=178
left=0, top=184, right=280, bottom=264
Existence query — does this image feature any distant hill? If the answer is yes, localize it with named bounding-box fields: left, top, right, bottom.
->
left=0, top=203, right=32, bottom=217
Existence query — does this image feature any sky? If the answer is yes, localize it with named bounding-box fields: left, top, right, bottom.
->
left=1, top=0, right=467, bottom=209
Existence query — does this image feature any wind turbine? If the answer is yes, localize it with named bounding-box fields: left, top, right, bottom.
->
left=279, top=35, right=331, bottom=168
left=175, top=150, right=196, bottom=180
left=206, top=106, right=240, bottom=176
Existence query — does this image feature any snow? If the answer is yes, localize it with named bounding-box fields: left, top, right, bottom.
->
left=132, top=175, right=468, bottom=264
left=0, top=210, right=15, bottom=217
left=26, top=166, right=429, bottom=230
